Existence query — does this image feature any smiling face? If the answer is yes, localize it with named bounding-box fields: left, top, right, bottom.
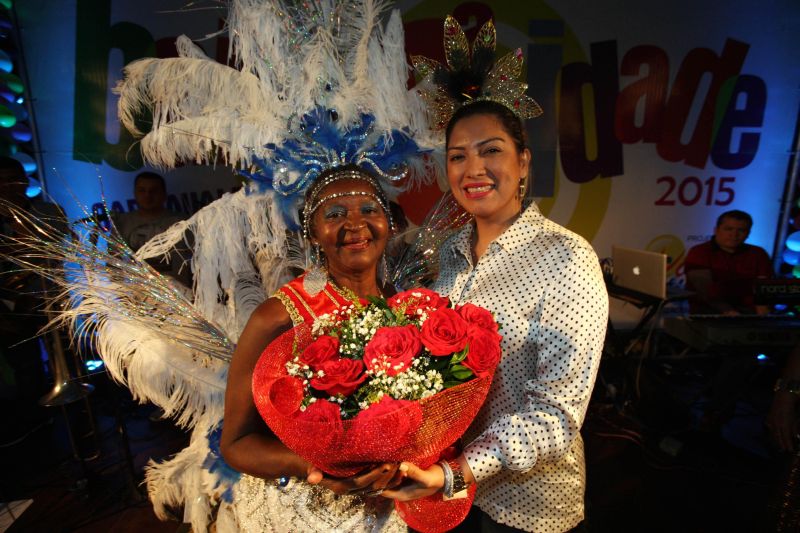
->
left=309, top=178, right=390, bottom=278
left=446, top=113, right=531, bottom=224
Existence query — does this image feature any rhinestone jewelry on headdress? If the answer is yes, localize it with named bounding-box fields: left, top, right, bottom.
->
left=412, top=15, right=543, bottom=130
left=301, top=168, right=394, bottom=239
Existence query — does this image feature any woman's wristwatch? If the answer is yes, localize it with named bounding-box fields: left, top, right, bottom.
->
left=774, top=378, right=800, bottom=395
left=439, top=459, right=469, bottom=500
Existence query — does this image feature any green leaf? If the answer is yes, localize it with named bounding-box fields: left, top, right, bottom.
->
left=367, top=295, right=390, bottom=309
left=450, top=364, right=474, bottom=380
left=443, top=380, right=465, bottom=388
left=451, top=347, right=468, bottom=363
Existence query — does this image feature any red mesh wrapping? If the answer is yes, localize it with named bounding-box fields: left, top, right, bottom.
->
left=252, top=323, right=495, bottom=532
left=395, top=484, right=477, bottom=533
left=253, top=324, right=492, bottom=475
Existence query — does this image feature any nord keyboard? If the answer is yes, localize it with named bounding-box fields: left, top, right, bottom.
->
left=753, top=279, right=800, bottom=304
left=663, top=315, right=800, bottom=351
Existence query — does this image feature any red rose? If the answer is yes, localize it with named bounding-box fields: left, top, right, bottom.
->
left=457, top=303, right=499, bottom=332
left=350, top=396, right=423, bottom=455
left=363, top=325, right=422, bottom=376
left=388, top=288, right=450, bottom=317
left=295, top=399, right=343, bottom=448
left=299, top=335, right=340, bottom=369
left=310, top=358, right=367, bottom=396
left=268, top=376, right=305, bottom=415
left=463, top=324, right=502, bottom=378
left=420, top=307, right=469, bottom=355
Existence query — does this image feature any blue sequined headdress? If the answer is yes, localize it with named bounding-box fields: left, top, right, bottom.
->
left=240, top=106, right=424, bottom=231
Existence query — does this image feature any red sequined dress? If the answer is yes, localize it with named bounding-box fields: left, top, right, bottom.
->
left=272, top=272, right=362, bottom=326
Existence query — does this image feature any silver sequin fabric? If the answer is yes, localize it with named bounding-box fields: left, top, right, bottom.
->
left=433, top=203, right=608, bottom=533
left=232, top=474, right=408, bottom=532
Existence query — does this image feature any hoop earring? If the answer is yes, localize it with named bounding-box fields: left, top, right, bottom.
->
left=304, top=243, right=328, bottom=296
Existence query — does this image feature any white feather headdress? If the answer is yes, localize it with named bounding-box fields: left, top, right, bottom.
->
left=116, top=0, right=434, bottom=187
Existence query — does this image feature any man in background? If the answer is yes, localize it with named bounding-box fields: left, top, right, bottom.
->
left=112, top=171, right=191, bottom=289
left=684, top=209, right=773, bottom=315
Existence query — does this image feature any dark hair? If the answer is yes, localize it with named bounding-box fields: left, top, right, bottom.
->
left=716, top=209, right=752, bottom=229
left=445, top=100, right=527, bottom=153
left=134, top=171, right=166, bottom=191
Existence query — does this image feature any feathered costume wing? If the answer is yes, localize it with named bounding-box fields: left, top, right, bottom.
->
left=6, top=1, right=443, bottom=531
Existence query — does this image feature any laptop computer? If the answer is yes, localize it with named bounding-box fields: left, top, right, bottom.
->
left=611, top=245, right=667, bottom=299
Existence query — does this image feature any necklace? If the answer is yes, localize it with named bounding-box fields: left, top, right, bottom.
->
left=327, top=273, right=384, bottom=303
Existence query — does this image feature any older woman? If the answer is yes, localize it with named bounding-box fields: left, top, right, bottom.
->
left=383, top=100, right=608, bottom=533
left=220, top=165, right=406, bottom=532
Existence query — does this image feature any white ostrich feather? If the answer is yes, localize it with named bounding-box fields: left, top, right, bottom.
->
left=116, top=0, right=436, bottom=184
left=0, top=203, right=231, bottom=427
left=145, top=419, right=217, bottom=530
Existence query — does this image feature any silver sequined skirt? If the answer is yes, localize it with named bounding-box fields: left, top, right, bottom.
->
left=232, top=474, right=407, bottom=533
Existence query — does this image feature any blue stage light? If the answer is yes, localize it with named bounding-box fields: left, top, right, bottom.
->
left=786, top=231, right=800, bottom=252
left=85, top=359, right=104, bottom=372
left=756, top=354, right=768, bottom=361
left=783, top=249, right=800, bottom=266
left=25, top=176, right=41, bottom=197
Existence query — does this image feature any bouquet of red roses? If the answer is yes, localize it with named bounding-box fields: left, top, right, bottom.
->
left=252, top=287, right=501, bottom=531
left=253, top=287, right=501, bottom=472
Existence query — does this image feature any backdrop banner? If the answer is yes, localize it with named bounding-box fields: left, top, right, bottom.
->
left=19, top=0, right=800, bottom=281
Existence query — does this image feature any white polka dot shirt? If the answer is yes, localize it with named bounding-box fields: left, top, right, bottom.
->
left=433, top=203, right=608, bottom=533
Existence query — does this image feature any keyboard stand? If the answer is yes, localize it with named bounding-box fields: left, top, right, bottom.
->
left=606, top=283, right=662, bottom=358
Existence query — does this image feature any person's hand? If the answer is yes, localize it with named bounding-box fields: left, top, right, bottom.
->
left=767, top=392, right=798, bottom=452
left=381, top=462, right=445, bottom=501
left=306, top=463, right=401, bottom=496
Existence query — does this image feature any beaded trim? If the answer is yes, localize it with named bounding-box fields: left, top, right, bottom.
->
left=272, top=289, right=303, bottom=326
left=284, top=283, right=319, bottom=321
left=302, top=169, right=394, bottom=238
